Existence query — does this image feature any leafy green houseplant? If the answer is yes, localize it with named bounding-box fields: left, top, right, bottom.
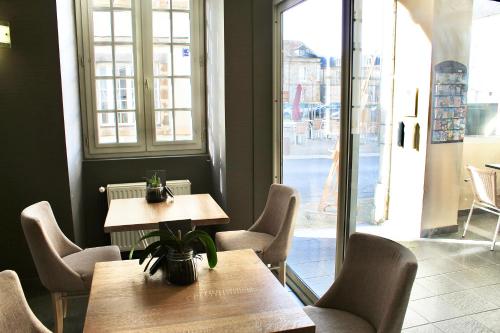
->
left=145, top=172, right=167, bottom=203
left=129, top=226, right=217, bottom=285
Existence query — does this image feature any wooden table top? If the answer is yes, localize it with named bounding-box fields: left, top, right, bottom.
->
left=485, top=163, right=500, bottom=170
left=104, top=194, right=229, bottom=233
left=83, top=249, right=315, bottom=333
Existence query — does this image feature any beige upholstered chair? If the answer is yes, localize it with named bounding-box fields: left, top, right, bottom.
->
left=304, top=233, right=418, bottom=333
left=463, top=165, right=500, bottom=250
left=21, top=201, right=121, bottom=333
left=215, top=184, right=299, bottom=285
left=0, top=270, right=51, bottom=333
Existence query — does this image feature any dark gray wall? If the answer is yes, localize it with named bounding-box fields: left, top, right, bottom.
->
left=223, top=0, right=274, bottom=230
left=0, top=0, right=274, bottom=276
left=0, top=0, right=75, bottom=279
left=82, top=156, right=213, bottom=247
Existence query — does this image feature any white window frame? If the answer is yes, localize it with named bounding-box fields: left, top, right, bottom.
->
left=75, top=0, right=206, bottom=158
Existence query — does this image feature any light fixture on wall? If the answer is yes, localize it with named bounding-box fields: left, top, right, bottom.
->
left=0, top=20, right=11, bottom=48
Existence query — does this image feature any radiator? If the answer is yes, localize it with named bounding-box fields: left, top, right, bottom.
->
left=106, top=180, right=191, bottom=251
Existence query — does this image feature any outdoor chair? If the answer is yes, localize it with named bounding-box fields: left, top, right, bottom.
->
left=215, top=184, right=299, bottom=285
left=0, top=270, right=51, bottom=333
left=21, top=201, right=121, bottom=333
left=304, top=233, right=418, bottom=333
left=463, top=165, right=500, bottom=250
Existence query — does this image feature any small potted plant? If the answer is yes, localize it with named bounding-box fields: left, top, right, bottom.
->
left=129, top=226, right=217, bottom=285
left=145, top=172, right=166, bottom=203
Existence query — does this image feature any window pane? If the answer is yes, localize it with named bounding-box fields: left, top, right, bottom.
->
left=153, top=11, right=171, bottom=43
left=93, top=0, right=110, bottom=8
left=175, top=111, right=193, bottom=140
left=114, top=11, right=133, bottom=43
left=118, top=112, right=137, bottom=142
left=152, top=0, right=170, bottom=10
left=172, top=0, right=189, bottom=10
left=97, top=113, right=117, bottom=143
left=173, top=45, right=190, bottom=76
left=94, top=45, right=113, bottom=76
left=116, top=79, right=135, bottom=109
left=115, top=45, right=134, bottom=76
left=155, top=111, right=174, bottom=141
left=112, top=0, right=131, bottom=8
left=154, top=78, right=173, bottom=109
left=153, top=45, right=172, bottom=76
left=93, top=11, right=112, bottom=43
left=174, top=78, right=191, bottom=108
left=172, top=12, right=190, bottom=43
left=96, top=79, right=115, bottom=110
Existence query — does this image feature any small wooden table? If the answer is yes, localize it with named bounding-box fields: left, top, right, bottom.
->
left=485, top=163, right=500, bottom=170
left=83, top=249, right=315, bottom=333
left=104, top=194, right=229, bottom=233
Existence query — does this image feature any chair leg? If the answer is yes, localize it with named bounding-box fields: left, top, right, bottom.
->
left=62, top=296, right=68, bottom=318
left=463, top=202, right=475, bottom=238
left=491, top=215, right=500, bottom=251
left=51, top=292, right=64, bottom=333
left=278, top=261, right=286, bottom=286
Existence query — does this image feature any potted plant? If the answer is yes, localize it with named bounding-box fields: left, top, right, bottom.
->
left=129, top=226, right=217, bottom=285
left=145, top=172, right=166, bottom=203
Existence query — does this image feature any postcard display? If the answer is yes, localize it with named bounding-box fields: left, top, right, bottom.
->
left=431, top=61, right=468, bottom=144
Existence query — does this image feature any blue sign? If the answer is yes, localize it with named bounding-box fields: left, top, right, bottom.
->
left=182, top=48, right=190, bottom=57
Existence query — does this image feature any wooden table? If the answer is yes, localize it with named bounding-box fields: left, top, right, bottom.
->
left=104, top=194, right=229, bottom=232
left=485, top=163, right=500, bottom=170
left=83, top=249, right=315, bottom=333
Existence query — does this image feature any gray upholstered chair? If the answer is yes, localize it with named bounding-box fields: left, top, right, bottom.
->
left=0, top=270, right=51, bottom=333
left=21, top=201, right=121, bottom=333
left=304, top=233, right=418, bottom=333
left=215, top=184, right=299, bottom=285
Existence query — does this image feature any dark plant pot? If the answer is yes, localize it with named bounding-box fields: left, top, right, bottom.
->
left=146, top=186, right=166, bottom=203
left=166, top=250, right=198, bottom=285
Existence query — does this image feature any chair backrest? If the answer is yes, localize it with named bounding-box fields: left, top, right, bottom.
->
left=249, top=184, right=299, bottom=264
left=0, top=270, right=51, bottom=333
left=467, top=165, right=497, bottom=207
left=316, top=233, right=418, bottom=333
left=21, top=201, right=84, bottom=292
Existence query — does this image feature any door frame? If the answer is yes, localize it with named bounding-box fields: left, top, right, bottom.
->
left=271, top=0, right=355, bottom=299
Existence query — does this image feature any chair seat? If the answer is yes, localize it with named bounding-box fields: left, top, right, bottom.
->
left=303, top=306, right=375, bottom=333
left=215, top=230, right=274, bottom=255
left=63, top=246, right=121, bottom=289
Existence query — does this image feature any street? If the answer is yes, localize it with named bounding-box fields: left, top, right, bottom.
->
left=283, top=154, right=380, bottom=203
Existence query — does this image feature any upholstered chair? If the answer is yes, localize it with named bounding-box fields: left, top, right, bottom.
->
left=215, top=184, right=299, bottom=285
left=21, top=201, right=121, bottom=333
left=304, top=233, right=418, bottom=333
left=0, top=270, right=51, bottom=333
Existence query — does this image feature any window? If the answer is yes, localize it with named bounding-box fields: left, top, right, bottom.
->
left=77, top=0, right=205, bottom=157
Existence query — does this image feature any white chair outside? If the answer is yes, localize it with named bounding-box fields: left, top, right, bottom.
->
left=463, top=165, right=500, bottom=251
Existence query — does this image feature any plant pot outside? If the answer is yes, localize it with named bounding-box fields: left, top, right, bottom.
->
left=146, top=186, right=166, bottom=203
left=165, top=249, right=198, bottom=285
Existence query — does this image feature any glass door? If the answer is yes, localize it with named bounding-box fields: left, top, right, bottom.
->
left=274, top=0, right=342, bottom=302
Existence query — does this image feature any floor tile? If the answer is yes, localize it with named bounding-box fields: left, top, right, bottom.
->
left=416, top=258, right=467, bottom=278
left=410, top=280, right=435, bottom=300
left=470, top=284, right=500, bottom=307
left=416, top=274, right=465, bottom=296
left=434, top=316, right=494, bottom=333
left=472, top=309, right=500, bottom=333
left=410, top=290, right=496, bottom=322
left=402, top=324, right=443, bottom=333
left=403, top=308, right=429, bottom=329
left=444, top=268, right=492, bottom=289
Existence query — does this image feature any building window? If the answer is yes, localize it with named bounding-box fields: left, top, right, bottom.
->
left=77, top=0, right=205, bottom=157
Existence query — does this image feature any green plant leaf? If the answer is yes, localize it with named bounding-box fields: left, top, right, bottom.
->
left=143, top=247, right=163, bottom=272
left=138, top=241, right=162, bottom=265
left=184, top=230, right=218, bottom=268
left=149, top=254, right=166, bottom=275
left=129, top=230, right=163, bottom=259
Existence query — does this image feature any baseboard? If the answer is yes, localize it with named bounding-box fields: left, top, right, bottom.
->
left=420, top=224, right=459, bottom=238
